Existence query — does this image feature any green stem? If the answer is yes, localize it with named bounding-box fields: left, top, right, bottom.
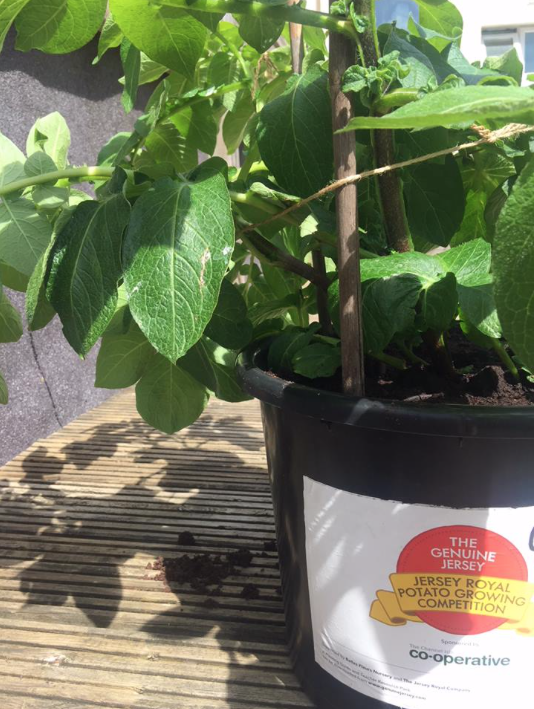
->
left=164, top=80, right=251, bottom=122
left=231, top=190, right=301, bottom=226
left=215, top=30, right=251, bottom=78
left=371, top=351, right=407, bottom=370
left=491, top=339, right=520, bottom=380
left=157, top=0, right=356, bottom=37
left=373, top=88, right=420, bottom=114
left=0, top=167, right=115, bottom=198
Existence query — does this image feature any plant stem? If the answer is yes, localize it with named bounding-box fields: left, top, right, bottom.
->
left=371, top=351, right=407, bottom=371
left=312, top=249, right=335, bottom=335
left=423, top=331, right=457, bottom=380
left=215, top=31, right=252, bottom=78
left=491, top=339, right=520, bottom=380
left=329, top=4, right=365, bottom=397
left=231, top=190, right=301, bottom=226
left=240, top=228, right=330, bottom=291
left=354, top=0, right=410, bottom=253
left=157, top=0, right=356, bottom=38
left=0, top=167, right=115, bottom=198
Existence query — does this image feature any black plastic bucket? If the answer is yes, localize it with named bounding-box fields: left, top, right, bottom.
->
left=237, top=346, right=534, bottom=709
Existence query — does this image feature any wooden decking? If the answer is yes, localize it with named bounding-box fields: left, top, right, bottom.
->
left=0, top=393, right=312, bottom=709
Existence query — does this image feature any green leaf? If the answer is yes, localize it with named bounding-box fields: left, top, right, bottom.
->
left=171, top=102, right=219, bottom=156
left=461, top=150, right=515, bottom=194
left=341, top=86, right=534, bottom=131
left=362, top=274, right=422, bottom=354
left=483, top=48, right=523, bottom=86
left=268, top=325, right=319, bottom=373
left=24, top=151, right=57, bottom=177
left=383, top=28, right=435, bottom=89
left=238, top=15, right=284, bottom=53
left=26, top=246, right=56, bottom=331
left=0, top=131, right=25, bottom=189
left=361, top=251, right=443, bottom=283
left=443, top=43, right=499, bottom=86
left=438, top=238, right=491, bottom=285
left=405, top=156, right=465, bottom=248
left=204, top=279, right=253, bottom=349
left=0, top=262, right=28, bottom=292
left=93, top=13, right=123, bottom=64
left=33, top=184, right=69, bottom=210
left=97, top=132, right=132, bottom=167
left=292, top=343, right=341, bottom=379
left=207, top=53, right=242, bottom=112
left=493, top=158, right=534, bottom=371
left=47, top=194, right=131, bottom=356
left=137, top=54, right=168, bottom=86
left=458, top=277, right=501, bottom=339
left=414, top=0, right=463, bottom=48
left=110, top=0, right=207, bottom=80
left=451, top=190, right=487, bottom=246
left=26, top=113, right=70, bottom=170
left=257, top=66, right=333, bottom=198
left=96, top=324, right=155, bottom=389
left=0, top=370, right=7, bottom=405
left=0, top=290, right=23, bottom=343
left=0, top=0, right=31, bottom=52
left=123, top=167, right=234, bottom=363
left=145, top=123, right=197, bottom=173
left=248, top=292, right=301, bottom=325
left=179, top=337, right=250, bottom=403
left=135, top=354, right=209, bottom=434
left=420, top=272, right=457, bottom=333
left=120, top=39, right=141, bottom=114
left=222, top=92, right=255, bottom=154
left=15, top=0, right=106, bottom=53
left=0, top=197, right=52, bottom=276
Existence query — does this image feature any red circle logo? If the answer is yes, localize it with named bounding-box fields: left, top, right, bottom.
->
left=397, top=525, right=527, bottom=635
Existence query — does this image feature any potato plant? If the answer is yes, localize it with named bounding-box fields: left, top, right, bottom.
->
left=0, top=0, right=534, bottom=430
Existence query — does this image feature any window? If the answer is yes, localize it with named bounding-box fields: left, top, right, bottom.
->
left=375, top=0, right=419, bottom=30
left=482, top=27, right=534, bottom=82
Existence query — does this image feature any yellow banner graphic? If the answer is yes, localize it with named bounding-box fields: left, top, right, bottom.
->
left=370, top=573, right=534, bottom=635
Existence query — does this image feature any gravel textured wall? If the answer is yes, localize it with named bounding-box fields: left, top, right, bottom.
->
left=0, top=31, right=152, bottom=465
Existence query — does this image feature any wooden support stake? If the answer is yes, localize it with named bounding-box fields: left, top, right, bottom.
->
left=329, top=15, right=365, bottom=397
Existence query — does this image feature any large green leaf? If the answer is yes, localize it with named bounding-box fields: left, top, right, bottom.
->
left=0, top=370, right=7, bottom=405
left=414, top=0, right=463, bottom=47
left=0, top=290, right=23, bottom=343
left=123, top=167, right=234, bottom=363
left=47, top=194, right=130, bottom=356
left=268, top=325, right=319, bottom=373
left=145, top=123, right=197, bottom=173
left=493, top=158, right=534, bottom=370
left=179, top=337, right=250, bottom=403
left=362, top=274, right=422, bottom=353
left=257, top=65, right=333, bottom=198
left=0, top=132, right=25, bottom=189
left=170, top=102, right=219, bottom=156
left=15, top=0, right=106, bottom=53
left=420, top=272, right=458, bottom=333
left=222, top=92, right=255, bottom=155
left=0, top=0, right=31, bottom=52
left=484, top=48, right=523, bottom=86
left=96, top=324, right=155, bottom=389
left=110, top=0, right=207, bottom=80
left=120, top=39, right=141, bottom=114
left=238, top=15, right=284, bottom=53
left=292, top=343, right=341, bottom=379
left=457, top=277, right=501, bottom=339
left=26, top=113, right=70, bottom=170
left=208, top=53, right=242, bottom=112
left=0, top=197, right=52, bottom=276
left=93, top=13, right=123, bottom=63
left=342, top=86, right=534, bottom=131
left=438, top=238, right=491, bottom=285
left=405, top=156, right=465, bottom=247
left=26, top=244, right=56, bottom=331
left=135, top=354, right=209, bottom=434
left=361, top=251, right=443, bottom=283
left=0, top=262, right=28, bottom=292
left=204, top=279, right=253, bottom=349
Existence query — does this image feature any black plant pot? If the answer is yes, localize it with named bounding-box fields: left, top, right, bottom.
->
left=237, top=345, right=534, bottom=709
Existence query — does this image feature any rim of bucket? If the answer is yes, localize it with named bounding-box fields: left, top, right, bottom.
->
left=237, top=344, right=534, bottom=440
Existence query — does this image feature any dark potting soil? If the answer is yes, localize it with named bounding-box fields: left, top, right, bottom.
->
left=148, top=546, right=259, bottom=600
left=271, top=328, right=534, bottom=407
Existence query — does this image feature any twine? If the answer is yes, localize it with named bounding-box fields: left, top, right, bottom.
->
left=238, top=123, right=534, bottom=234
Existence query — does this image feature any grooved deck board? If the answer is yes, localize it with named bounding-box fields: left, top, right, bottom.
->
left=0, top=392, right=313, bottom=708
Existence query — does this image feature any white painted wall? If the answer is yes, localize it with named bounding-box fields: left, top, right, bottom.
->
left=455, top=0, right=534, bottom=65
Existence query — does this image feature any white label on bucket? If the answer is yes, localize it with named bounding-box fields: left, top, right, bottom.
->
left=303, top=476, right=534, bottom=709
